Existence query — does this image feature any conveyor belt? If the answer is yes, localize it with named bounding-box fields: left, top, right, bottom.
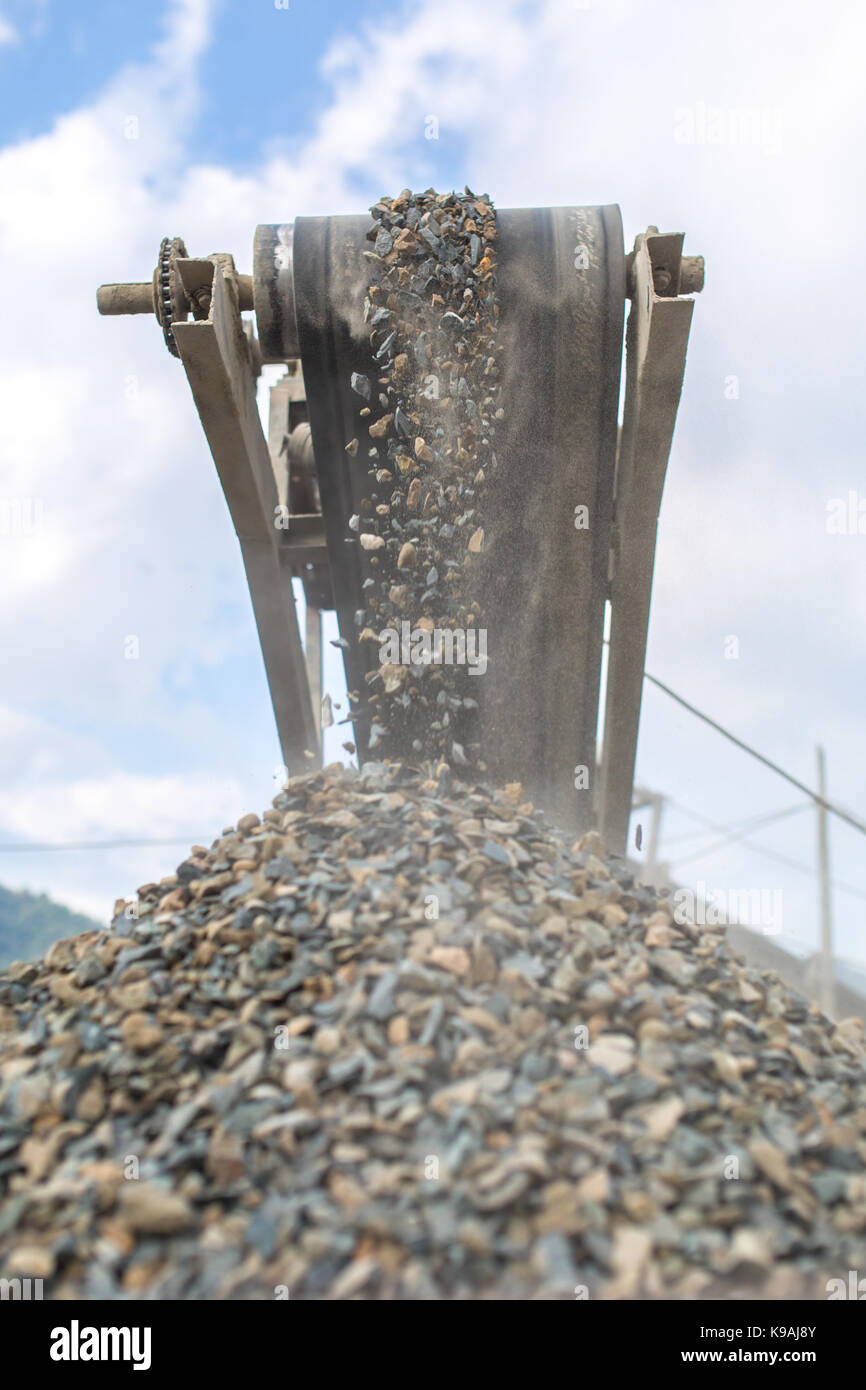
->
left=293, top=206, right=624, bottom=825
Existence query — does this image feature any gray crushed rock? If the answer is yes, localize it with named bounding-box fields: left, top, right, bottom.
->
left=1, top=760, right=865, bottom=1299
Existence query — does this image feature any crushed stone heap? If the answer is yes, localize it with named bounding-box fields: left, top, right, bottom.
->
left=0, top=761, right=865, bottom=1300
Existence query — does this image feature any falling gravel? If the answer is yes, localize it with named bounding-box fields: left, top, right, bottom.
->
left=345, top=188, right=501, bottom=769
left=1, top=760, right=865, bottom=1300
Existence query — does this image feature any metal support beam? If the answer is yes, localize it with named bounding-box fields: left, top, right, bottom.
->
left=599, top=230, right=701, bottom=853
left=305, top=605, right=323, bottom=741
left=816, top=746, right=835, bottom=1017
left=171, top=255, right=319, bottom=772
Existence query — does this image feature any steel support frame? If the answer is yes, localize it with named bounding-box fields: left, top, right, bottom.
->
left=598, top=230, right=698, bottom=853
left=171, top=254, right=320, bottom=772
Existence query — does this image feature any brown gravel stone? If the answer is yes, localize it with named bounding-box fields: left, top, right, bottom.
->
left=120, top=1014, right=163, bottom=1053
left=120, top=1184, right=195, bottom=1235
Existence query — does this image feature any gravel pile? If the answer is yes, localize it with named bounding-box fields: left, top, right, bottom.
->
left=344, top=188, right=501, bottom=767
left=1, top=760, right=865, bottom=1300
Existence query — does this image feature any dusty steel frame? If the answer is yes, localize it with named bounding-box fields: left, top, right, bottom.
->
left=168, top=253, right=320, bottom=772
left=599, top=229, right=703, bottom=852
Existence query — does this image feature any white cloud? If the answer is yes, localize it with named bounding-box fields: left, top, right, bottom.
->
left=0, top=770, right=244, bottom=844
left=0, top=11, right=16, bottom=46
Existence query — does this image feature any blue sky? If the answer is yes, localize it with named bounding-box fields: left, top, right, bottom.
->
left=0, top=3, right=165, bottom=143
left=1, top=0, right=865, bottom=982
left=0, top=0, right=340, bottom=148
left=0, top=0, right=465, bottom=182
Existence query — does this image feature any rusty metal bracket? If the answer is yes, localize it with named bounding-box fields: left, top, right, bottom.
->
left=598, top=228, right=704, bottom=853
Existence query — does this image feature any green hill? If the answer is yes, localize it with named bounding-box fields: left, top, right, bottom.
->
left=0, top=883, right=104, bottom=970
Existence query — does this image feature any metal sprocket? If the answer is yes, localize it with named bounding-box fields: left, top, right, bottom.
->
left=156, top=236, right=189, bottom=357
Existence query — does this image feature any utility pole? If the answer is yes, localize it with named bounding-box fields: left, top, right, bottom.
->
left=305, top=603, right=323, bottom=742
left=816, top=746, right=835, bottom=1017
left=631, top=786, right=667, bottom=887
left=646, top=791, right=664, bottom=876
